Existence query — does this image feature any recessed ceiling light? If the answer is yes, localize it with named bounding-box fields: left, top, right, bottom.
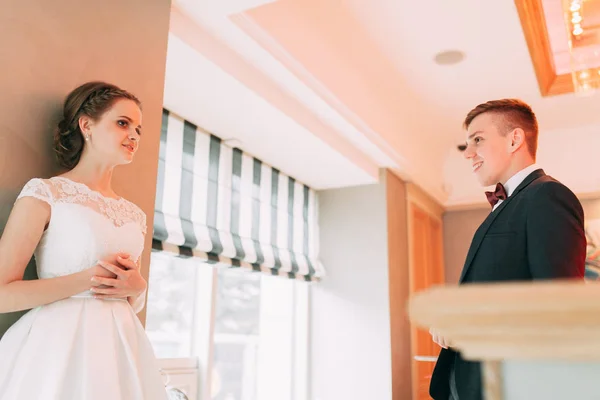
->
left=434, top=50, right=465, bottom=66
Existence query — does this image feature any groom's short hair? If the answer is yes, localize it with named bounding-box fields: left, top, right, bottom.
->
left=464, top=99, right=539, bottom=159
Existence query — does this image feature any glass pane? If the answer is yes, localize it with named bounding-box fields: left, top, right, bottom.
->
left=146, top=251, right=198, bottom=358
left=211, top=268, right=261, bottom=400
left=214, top=268, right=261, bottom=336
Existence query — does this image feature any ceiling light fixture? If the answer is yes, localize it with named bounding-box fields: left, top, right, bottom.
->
left=562, top=0, right=600, bottom=95
left=567, top=1, right=584, bottom=37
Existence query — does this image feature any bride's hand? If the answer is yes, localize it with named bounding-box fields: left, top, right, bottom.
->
left=85, top=263, right=118, bottom=281
left=90, top=254, right=147, bottom=299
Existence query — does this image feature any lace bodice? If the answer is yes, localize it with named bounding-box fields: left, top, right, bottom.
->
left=16, top=177, right=147, bottom=280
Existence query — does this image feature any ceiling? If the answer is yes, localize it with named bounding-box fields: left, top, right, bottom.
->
left=164, top=0, right=600, bottom=208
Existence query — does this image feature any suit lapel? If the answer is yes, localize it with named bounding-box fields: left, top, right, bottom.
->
left=458, top=169, right=545, bottom=283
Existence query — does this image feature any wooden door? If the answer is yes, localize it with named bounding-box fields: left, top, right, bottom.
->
left=409, top=203, right=445, bottom=400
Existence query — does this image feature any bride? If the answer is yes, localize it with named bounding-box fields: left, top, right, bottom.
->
left=0, top=82, right=168, bottom=399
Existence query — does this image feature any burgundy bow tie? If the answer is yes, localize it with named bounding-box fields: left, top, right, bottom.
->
left=485, top=183, right=507, bottom=208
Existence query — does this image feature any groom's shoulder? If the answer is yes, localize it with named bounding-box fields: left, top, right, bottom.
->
left=524, top=174, right=580, bottom=206
left=527, top=174, right=569, bottom=192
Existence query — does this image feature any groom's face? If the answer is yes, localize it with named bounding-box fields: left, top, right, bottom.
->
left=463, top=112, right=513, bottom=187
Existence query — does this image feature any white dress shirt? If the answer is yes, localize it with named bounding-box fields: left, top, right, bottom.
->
left=492, top=163, right=541, bottom=211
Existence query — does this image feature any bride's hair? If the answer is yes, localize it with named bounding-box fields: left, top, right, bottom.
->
left=54, top=81, right=141, bottom=170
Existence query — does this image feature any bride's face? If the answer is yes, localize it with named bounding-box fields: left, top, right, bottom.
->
left=82, top=99, right=142, bottom=166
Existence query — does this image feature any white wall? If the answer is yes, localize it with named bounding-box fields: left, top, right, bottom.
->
left=311, top=179, right=392, bottom=400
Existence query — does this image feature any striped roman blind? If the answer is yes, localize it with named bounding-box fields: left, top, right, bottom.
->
left=152, top=109, right=325, bottom=281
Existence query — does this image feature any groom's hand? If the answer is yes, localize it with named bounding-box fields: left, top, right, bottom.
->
left=430, top=328, right=450, bottom=349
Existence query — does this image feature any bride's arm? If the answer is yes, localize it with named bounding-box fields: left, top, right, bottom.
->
left=0, top=197, right=94, bottom=313
left=127, top=256, right=147, bottom=314
left=128, top=287, right=147, bottom=314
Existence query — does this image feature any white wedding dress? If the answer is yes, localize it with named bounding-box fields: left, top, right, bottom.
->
left=0, top=177, right=168, bottom=400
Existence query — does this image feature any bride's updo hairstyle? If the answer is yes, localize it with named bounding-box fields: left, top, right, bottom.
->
left=53, top=81, right=141, bottom=170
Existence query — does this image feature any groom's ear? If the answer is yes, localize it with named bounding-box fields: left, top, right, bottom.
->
left=508, top=128, right=525, bottom=153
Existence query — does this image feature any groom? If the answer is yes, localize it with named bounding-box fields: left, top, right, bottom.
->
left=429, top=99, right=586, bottom=400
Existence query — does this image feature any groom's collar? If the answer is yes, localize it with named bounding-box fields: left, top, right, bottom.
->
left=503, top=163, right=541, bottom=198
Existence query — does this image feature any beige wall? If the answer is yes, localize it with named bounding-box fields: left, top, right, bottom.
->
left=443, top=208, right=488, bottom=284
left=0, top=0, right=171, bottom=335
left=583, top=198, right=600, bottom=220
left=443, top=199, right=600, bottom=283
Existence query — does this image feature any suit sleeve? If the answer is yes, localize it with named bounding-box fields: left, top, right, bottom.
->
left=526, top=181, right=586, bottom=279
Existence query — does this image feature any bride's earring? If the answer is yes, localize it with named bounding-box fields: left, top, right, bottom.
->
left=85, top=134, right=90, bottom=141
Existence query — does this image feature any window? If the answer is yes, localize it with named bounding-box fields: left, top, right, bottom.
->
left=145, top=252, right=309, bottom=400
left=145, top=252, right=197, bottom=359
left=211, top=268, right=261, bottom=400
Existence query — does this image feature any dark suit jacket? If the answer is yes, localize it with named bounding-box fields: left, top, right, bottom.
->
left=429, top=169, right=586, bottom=400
